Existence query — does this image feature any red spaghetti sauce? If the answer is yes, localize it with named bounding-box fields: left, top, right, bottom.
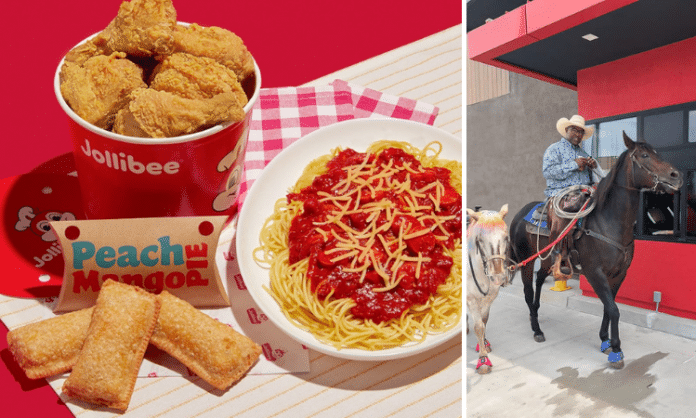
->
left=287, top=147, right=462, bottom=323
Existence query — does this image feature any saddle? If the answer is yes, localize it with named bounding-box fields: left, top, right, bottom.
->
left=524, top=187, right=595, bottom=279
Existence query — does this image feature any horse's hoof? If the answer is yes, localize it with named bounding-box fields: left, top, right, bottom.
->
left=609, top=360, right=624, bottom=369
left=608, top=351, right=624, bottom=369
left=476, top=356, right=493, bottom=374
left=600, top=340, right=612, bottom=353
left=534, top=333, right=546, bottom=343
left=477, top=365, right=492, bottom=374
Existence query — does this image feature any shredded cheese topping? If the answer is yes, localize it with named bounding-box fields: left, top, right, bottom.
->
left=309, top=151, right=456, bottom=291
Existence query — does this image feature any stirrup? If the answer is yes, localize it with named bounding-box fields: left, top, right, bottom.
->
left=559, top=258, right=572, bottom=275
left=570, top=249, right=581, bottom=270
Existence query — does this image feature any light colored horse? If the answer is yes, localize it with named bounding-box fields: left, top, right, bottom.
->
left=466, top=204, right=510, bottom=374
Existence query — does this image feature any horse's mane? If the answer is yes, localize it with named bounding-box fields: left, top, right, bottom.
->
left=467, top=211, right=506, bottom=239
left=594, top=141, right=655, bottom=210
left=594, top=149, right=629, bottom=210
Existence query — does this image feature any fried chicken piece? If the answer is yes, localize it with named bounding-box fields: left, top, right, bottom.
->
left=113, top=88, right=245, bottom=138
left=60, top=52, right=146, bottom=130
left=150, top=53, right=248, bottom=106
left=112, top=105, right=149, bottom=137
left=101, top=0, right=177, bottom=57
left=63, top=32, right=113, bottom=66
left=171, top=23, right=254, bottom=83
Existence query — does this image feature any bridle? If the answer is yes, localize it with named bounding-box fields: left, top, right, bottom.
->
left=623, top=148, right=671, bottom=193
left=469, top=237, right=511, bottom=296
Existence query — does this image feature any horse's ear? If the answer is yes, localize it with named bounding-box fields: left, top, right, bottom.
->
left=623, top=131, right=636, bottom=150
left=499, top=204, right=509, bottom=219
left=467, top=208, right=479, bottom=222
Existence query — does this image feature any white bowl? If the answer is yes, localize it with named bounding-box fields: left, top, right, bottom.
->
left=236, top=118, right=463, bottom=361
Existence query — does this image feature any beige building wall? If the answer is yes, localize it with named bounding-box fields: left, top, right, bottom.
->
left=466, top=61, right=578, bottom=219
left=467, top=58, right=510, bottom=105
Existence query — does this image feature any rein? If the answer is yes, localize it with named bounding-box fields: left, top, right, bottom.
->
left=509, top=198, right=590, bottom=272
left=468, top=252, right=489, bottom=296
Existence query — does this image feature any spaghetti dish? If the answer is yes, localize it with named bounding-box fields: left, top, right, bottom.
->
left=255, top=140, right=462, bottom=350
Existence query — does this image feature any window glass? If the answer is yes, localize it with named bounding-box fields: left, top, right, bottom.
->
left=644, top=111, right=683, bottom=147
left=596, top=118, right=636, bottom=172
left=688, top=111, right=696, bottom=143
left=581, top=123, right=595, bottom=156
left=597, top=118, right=636, bottom=157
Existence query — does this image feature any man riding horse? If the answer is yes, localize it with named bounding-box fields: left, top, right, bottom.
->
left=512, top=131, right=682, bottom=368
left=542, top=115, right=603, bottom=278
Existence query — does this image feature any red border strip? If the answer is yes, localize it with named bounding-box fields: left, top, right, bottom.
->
left=468, top=0, right=638, bottom=90
left=467, top=5, right=531, bottom=62
left=526, top=0, right=637, bottom=39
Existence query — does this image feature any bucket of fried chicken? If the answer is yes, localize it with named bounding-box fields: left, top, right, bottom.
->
left=54, top=0, right=260, bottom=220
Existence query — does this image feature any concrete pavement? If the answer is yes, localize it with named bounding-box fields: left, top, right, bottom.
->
left=466, top=269, right=696, bottom=418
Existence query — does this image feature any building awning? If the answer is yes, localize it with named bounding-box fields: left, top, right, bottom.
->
left=468, top=0, right=696, bottom=90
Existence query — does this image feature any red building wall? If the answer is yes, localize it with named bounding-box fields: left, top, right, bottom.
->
left=578, top=35, right=696, bottom=120
left=580, top=241, right=696, bottom=320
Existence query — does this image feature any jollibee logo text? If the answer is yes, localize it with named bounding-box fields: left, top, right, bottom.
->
left=81, top=139, right=180, bottom=175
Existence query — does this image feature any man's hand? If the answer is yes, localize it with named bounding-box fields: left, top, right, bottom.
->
left=576, top=157, right=596, bottom=171
left=575, top=157, right=588, bottom=171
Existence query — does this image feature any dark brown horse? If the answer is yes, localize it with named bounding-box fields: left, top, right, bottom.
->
left=509, top=132, right=683, bottom=368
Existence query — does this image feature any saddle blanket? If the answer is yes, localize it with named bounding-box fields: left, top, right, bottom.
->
left=524, top=202, right=547, bottom=228
left=524, top=202, right=550, bottom=236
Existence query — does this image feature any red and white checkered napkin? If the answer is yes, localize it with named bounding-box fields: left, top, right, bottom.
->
left=331, top=80, right=439, bottom=123
left=238, top=80, right=439, bottom=205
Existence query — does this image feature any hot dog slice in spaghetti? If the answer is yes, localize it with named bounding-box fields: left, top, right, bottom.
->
left=62, top=280, right=160, bottom=411
left=150, top=290, right=261, bottom=390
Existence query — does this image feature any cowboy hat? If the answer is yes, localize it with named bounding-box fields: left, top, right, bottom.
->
left=556, top=115, right=594, bottom=141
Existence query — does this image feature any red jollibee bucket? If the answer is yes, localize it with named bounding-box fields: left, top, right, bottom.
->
left=54, top=32, right=260, bottom=220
